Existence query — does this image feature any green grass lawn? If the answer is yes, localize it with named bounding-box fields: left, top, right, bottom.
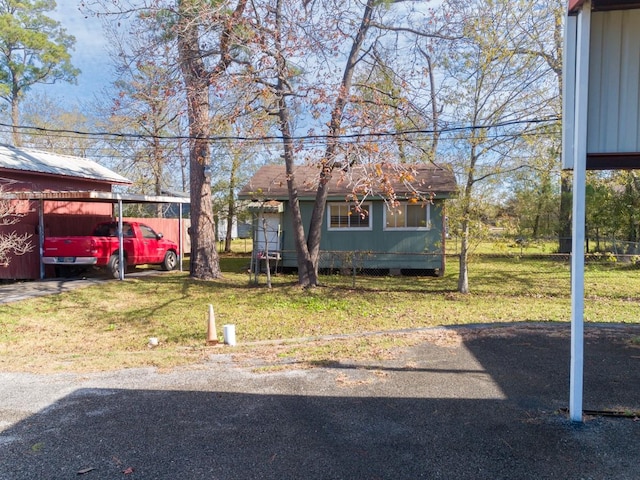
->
left=1, top=253, right=639, bottom=373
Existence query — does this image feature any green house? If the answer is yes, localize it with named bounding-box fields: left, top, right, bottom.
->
left=238, top=164, right=457, bottom=276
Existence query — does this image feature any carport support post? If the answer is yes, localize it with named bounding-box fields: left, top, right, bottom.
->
left=570, top=158, right=586, bottom=423
left=569, top=2, right=591, bottom=423
left=38, top=199, right=45, bottom=280
left=178, top=201, right=184, bottom=272
left=117, top=200, right=125, bottom=280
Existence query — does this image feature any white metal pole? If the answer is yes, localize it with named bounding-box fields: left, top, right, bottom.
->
left=117, top=200, right=125, bottom=280
left=178, top=201, right=184, bottom=272
left=38, top=199, right=45, bottom=279
left=562, top=15, right=577, bottom=170
left=569, top=1, right=591, bottom=423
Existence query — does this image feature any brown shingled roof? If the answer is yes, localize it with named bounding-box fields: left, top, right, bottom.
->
left=239, top=163, right=456, bottom=201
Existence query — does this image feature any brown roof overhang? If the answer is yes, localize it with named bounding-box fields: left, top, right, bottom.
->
left=238, top=164, right=457, bottom=201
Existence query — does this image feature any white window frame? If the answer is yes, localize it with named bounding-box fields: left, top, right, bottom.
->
left=383, top=202, right=431, bottom=231
left=327, top=202, right=372, bottom=231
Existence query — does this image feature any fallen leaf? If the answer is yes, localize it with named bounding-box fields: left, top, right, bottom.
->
left=31, top=442, right=44, bottom=452
left=77, top=467, right=95, bottom=475
left=122, top=467, right=135, bottom=475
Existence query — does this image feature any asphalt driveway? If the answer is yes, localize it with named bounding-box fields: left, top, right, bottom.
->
left=1, top=323, right=639, bottom=479
left=0, top=270, right=163, bottom=304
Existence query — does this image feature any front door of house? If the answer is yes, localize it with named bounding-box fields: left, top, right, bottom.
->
left=256, top=214, right=280, bottom=256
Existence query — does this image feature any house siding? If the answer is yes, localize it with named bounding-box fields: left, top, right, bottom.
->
left=240, top=163, right=456, bottom=275
left=278, top=199, right=446, bottom=271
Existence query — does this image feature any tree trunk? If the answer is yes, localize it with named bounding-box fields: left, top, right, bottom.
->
left=224, top=206, right=234, bottom=253
left=224, top=157, right=239, bottom=253
left=187, top=136, right=220, bottom=279
left=555, top=0, right=571, bottom=254
left=558, top=172, right=572, bottom=253
left=458, top=218, right=470, bottom=294
left=154, top=135, right=164, bottom=218
left=306, top=172, right=330, bottom=281
left=457, top=146, right=476, bottom=294
left=279, top=99, right=317, bottom=287
left=305, top=0, right=375, bottom=282
left=11, top=91, right=21, bottom=147
left=176, top=3, right=220, bottom=280
left=457, top=177, right=473, bottom=294
left=271, top=0, right=317, bottom=286
left=533, top=190, right=545, bottom=238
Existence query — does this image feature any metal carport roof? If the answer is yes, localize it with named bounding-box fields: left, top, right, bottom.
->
left=2, top=190, right=190, bottom=280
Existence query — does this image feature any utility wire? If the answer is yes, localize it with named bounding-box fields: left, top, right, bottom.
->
left=0, top=116, right=561, bottom=144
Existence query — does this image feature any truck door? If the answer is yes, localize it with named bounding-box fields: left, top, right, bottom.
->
left=138, top=224, right=162, bottom=263
left=121, top=223, right=139, bottom=263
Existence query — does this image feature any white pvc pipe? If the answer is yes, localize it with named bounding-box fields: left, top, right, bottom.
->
left=223, top=324, right=236, bottom=346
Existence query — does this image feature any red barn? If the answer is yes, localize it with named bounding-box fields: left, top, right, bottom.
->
left=0, top=144, right=131, bottom=280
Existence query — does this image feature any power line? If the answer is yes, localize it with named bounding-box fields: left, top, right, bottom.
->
left=0, top=116, right=561, bottom=145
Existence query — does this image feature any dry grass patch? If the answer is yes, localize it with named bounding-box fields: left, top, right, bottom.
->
left=2, top=254, right=640, bottom=373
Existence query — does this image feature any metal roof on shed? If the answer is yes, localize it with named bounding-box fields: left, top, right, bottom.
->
left=1, top=190, right=189, bottom=204
left=0, top=143, right=131, bottom=185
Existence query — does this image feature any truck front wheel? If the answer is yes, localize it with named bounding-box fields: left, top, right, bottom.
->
left=108, top=254, right=127, bottom=279
left=162, top=250, right=178, bottom=271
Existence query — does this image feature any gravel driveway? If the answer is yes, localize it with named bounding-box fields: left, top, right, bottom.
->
left=1, top=323, right=639, bottom=479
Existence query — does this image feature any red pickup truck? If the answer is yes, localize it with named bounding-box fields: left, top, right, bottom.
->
left=42, top=221, right=180, bottom=278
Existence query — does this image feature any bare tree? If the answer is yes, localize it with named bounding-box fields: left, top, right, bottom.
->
left=83, top=0, right=249, bottom=280
left=19, top=93, right=97, bottom=157
left=0, top=187, right=33, bottom=267
left=84, top=0, right=562, bottom=292
left=506, top=0, right=566, bottom=252
left=235, top=0, right=439, bottom=286
left=439, top=0, right=558, bottom=293
left=100, top=25, right=187, bottom=217
left=175, top=0, right=219, bottom=279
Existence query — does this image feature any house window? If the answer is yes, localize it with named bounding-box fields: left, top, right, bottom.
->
left=328, top=203, right=371, bottom=230
left=384, top=202, right=431, bottom=230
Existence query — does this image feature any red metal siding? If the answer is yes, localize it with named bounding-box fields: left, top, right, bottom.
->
left=1, top=210, right=38, bottom=280
left=1, top=172, right=116, bottom=280
left=124, top=217, right=191, bottom=255
left=2, top=211, right=115, bottom=281
left=2, top=172, right=192, bottom=280
left=44, top=213, right=115, bottom=237
left=1, top=171, right=114, bottom=193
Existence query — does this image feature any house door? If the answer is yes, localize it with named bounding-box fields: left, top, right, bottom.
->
left=255, top=213, right=281, bottom=255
